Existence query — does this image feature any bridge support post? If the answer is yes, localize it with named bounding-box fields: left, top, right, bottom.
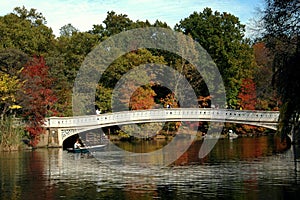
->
left=35, top=128, right=50, bottom=148
left=47, top=128, right=61, bottom=148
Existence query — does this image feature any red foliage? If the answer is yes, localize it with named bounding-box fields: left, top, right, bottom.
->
left=21, top=57, right=57, bottom=146
left=238, top=78, right=257, bottom=110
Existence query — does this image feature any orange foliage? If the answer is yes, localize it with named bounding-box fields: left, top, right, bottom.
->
left=129, top=86, right=156, bottom=110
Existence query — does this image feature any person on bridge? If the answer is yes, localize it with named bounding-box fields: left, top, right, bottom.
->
left=74, top=139, right=81, bottom=149
left=96, top=109, right=101, bottom=115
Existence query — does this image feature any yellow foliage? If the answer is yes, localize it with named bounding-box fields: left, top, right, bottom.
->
left=0, top=72, right=22, bottom=111
left=9, top=105, right=22, bottom=109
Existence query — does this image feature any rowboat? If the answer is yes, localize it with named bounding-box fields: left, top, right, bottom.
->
left=228, top=130, right=238, bottom=139
left=66, top=147, right=89, bottom=153
left=66, top=144, right=106, bottom=153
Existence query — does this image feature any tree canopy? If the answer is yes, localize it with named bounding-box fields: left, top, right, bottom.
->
left=175, top=8, right=257, bottom=108
left=262, top=0, right=300, bottom=142
left=0, top=7, right=55, bottom=56
left=0, top=6, right=277, bottom=144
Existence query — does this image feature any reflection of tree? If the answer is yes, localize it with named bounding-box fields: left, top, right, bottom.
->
left=0, top=152, right=24, bottom=199
left=0, top=150, right=57, bottom=199
left=174, top=136, right=289, bottom=166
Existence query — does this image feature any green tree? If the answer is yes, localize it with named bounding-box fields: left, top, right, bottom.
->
left=56, top=31, right=98, bottom=83
left=0, top=48, right=30, bottom=76
left=59, top=23, right=79, bottom=37
left=89, top=11, right=170, bottom=41
left=54, top=31, right=98, bottom=116
left=175, top=8, right=257, bottom=108
left=90, top=11, right=133, bottom=39
left=45, top=55, right=73, bottom=116
left=0, top=6, right=55, bottom=56
left=97, top=49, right=166, bottom=112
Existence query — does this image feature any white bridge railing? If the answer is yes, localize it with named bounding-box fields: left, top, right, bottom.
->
left=45, top=108, right=280, bottom=130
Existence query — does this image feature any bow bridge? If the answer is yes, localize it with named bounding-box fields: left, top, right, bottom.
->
left=43, top=108, right=280, bottom=147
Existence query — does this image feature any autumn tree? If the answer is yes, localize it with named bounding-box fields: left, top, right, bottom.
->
left=237, top=78, right=257, bottom=110
left=0, top=72, right=22, bottom=119
left=0, top=48, right=30, bottom=118
left=262, top=0, right=300, bottom=142
left=159, top=93, right=179, bottom=108
left=129, top=85, right=156, bottom=110
left=19, top=57, right=57, bottom=146
left=253, top=42, right=280, bottom=110
left=236, top=78, right=268, bottom=134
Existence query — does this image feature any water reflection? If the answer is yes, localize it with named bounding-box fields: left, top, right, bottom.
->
left=1, top=136, right=300, bottom=200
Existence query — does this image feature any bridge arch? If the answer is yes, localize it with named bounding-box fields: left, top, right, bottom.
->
left=59, top=120, right=278, bottom=147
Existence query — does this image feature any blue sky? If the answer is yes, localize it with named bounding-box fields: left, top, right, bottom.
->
left=1, top=0, right=265, bottom=36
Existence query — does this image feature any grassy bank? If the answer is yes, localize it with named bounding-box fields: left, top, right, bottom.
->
left=0, top=118, right=26, bottom=151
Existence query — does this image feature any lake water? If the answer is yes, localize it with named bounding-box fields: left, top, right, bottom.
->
left=1, top=136, right=300, bottom=200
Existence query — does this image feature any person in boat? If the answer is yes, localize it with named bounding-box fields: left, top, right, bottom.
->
left=74, top=139, right=81, bottom=149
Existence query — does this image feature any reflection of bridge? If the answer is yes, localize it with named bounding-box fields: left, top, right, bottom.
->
left=43, top=108, right=280, bottom=147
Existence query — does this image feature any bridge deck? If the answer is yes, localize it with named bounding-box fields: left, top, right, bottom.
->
left=45, top=108, right=279, bottom=129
